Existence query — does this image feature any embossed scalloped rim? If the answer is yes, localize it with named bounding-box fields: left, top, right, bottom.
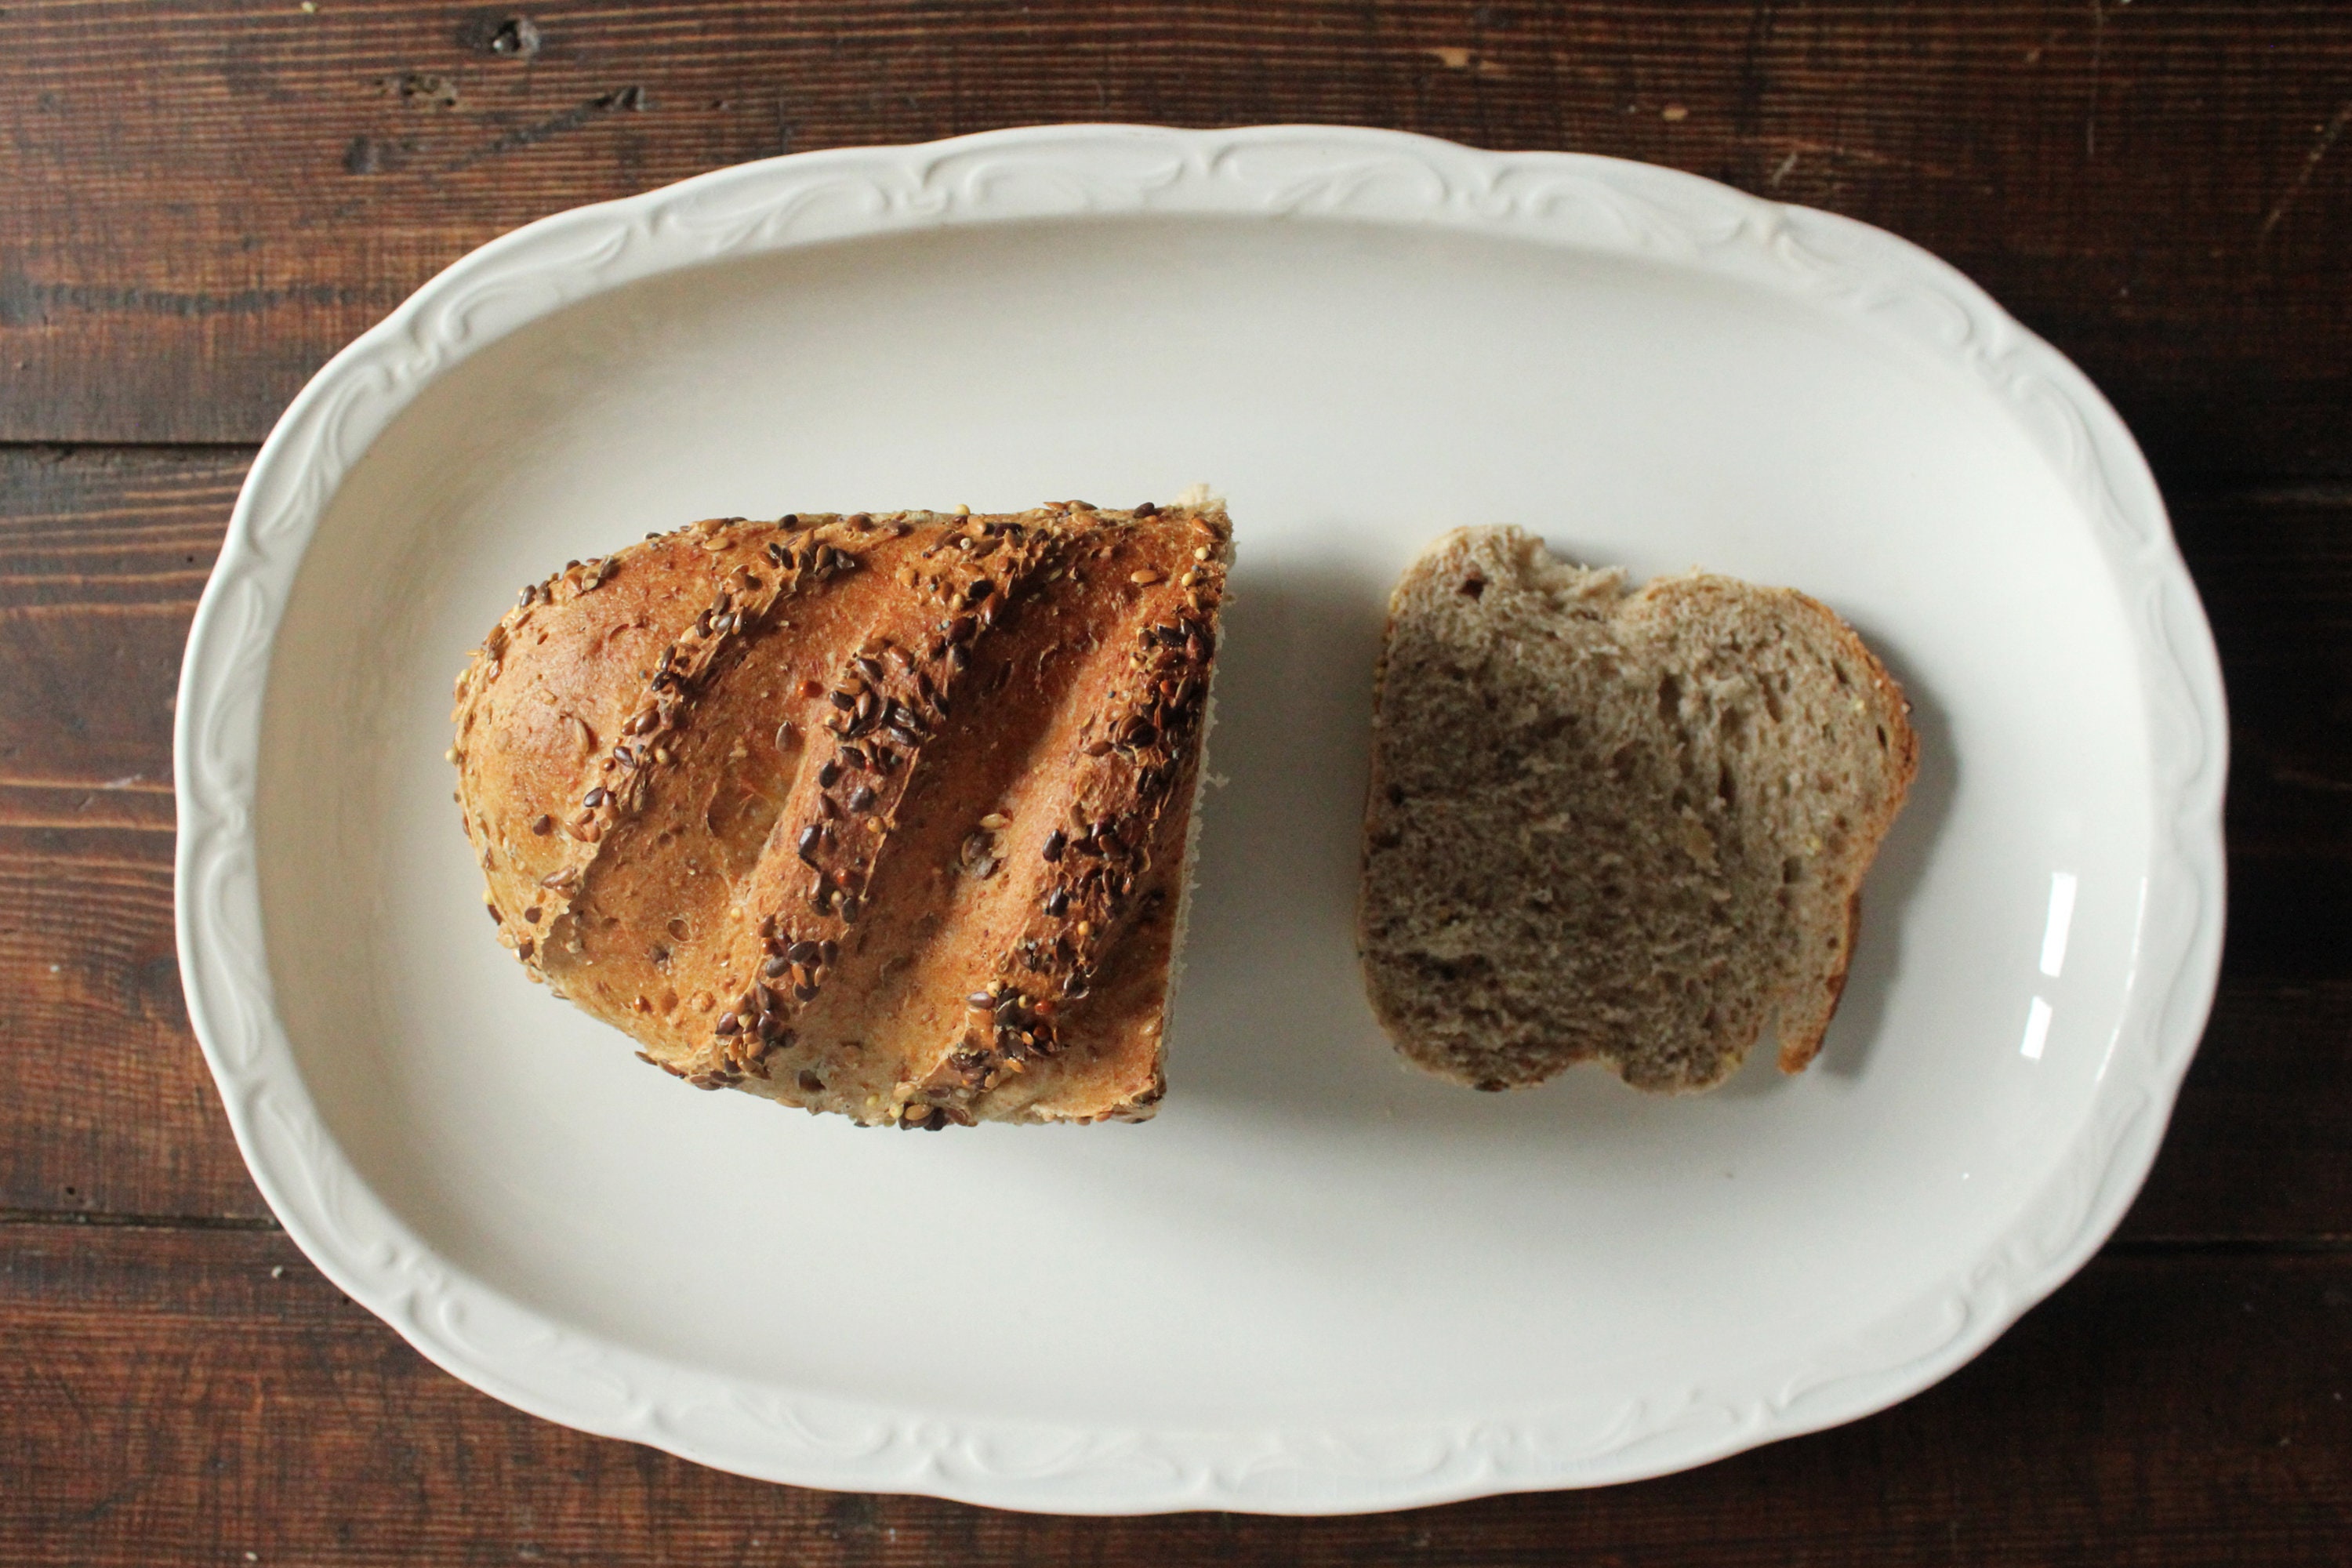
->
left=175, top=125, right=2227, bottom=1515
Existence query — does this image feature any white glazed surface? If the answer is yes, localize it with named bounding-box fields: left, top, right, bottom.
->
left=176, top=125, right=2226, bottom=1514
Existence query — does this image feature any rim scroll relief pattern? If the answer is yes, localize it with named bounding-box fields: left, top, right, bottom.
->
left=175, top=125, right=2227, bottom=1514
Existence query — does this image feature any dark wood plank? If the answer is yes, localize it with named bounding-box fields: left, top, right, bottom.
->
left=2, top=447, right=2349, bottom=1240
left=2110, top=485, right=2352, bottom=1242
left=0, top=1221, right=2343, bottom=1564
left=0, top=447, right=262, bottom=1220
left=0, top=446, right=234, bottom=789
left=2, top=2, right=2348, bottom=481
left=2176, top=484, right=2352, bottom=982
left=2119, top=978, right=2352, bottom=1243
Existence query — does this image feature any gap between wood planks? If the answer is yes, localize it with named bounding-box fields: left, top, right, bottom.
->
left=6, top=441, right=2351, bottom=500
left=0, top=1207, right=278, bottom=1231
left=2, top=1205, right=2347, bottom=1258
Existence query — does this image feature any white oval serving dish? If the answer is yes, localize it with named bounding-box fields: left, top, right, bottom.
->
left=176, top=124, right=2227, bottom=1515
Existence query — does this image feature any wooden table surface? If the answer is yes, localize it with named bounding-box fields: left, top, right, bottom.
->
left=3, top=2, right=2347, bottom=1561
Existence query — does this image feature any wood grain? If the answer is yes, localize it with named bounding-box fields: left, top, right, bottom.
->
left=2111, top=485, right=2352, bottom=1242
left=0, top=448, right=261, bottom=1220
left=2176, top=485, right=2352, bottom=984
left=2, top=2, right=2348, bottom=481
left=0, top=1221, right=2344, bottom=1566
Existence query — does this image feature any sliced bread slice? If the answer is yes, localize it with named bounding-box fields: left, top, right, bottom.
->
left=1358, top=526, right=1918, bottom=1093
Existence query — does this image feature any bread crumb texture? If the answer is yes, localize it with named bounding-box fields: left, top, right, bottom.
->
left=450, top=501, right=1232, bottom=1127
left=1359, top=526, right=1918, bottom=1094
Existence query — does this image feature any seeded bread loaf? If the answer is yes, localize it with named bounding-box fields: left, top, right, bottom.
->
left=452, top=500, right=1231, bottom=1128
left=1359, top=526, right=1917, bottom=1094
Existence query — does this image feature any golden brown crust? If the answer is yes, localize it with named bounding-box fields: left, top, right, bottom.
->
left=452, top=503, right=1231, bottom=1127
left=1762, top=590, right=1918, bottom=1076
left=1775, top=891, right=1864, bottom=1074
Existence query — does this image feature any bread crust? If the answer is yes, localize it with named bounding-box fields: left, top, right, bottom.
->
left=452, top=503, right=1231, bottom=1127
left=1358, top=526, right=1917, bottom=1093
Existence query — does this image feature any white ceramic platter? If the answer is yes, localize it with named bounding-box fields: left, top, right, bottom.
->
left=176, top=125, right=2227, bottom=1515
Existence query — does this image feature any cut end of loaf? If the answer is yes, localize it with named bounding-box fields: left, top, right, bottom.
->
left=452, top=499, right=1232, bottom=1128
left=1358, top=526, right=1917, bottom=1095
